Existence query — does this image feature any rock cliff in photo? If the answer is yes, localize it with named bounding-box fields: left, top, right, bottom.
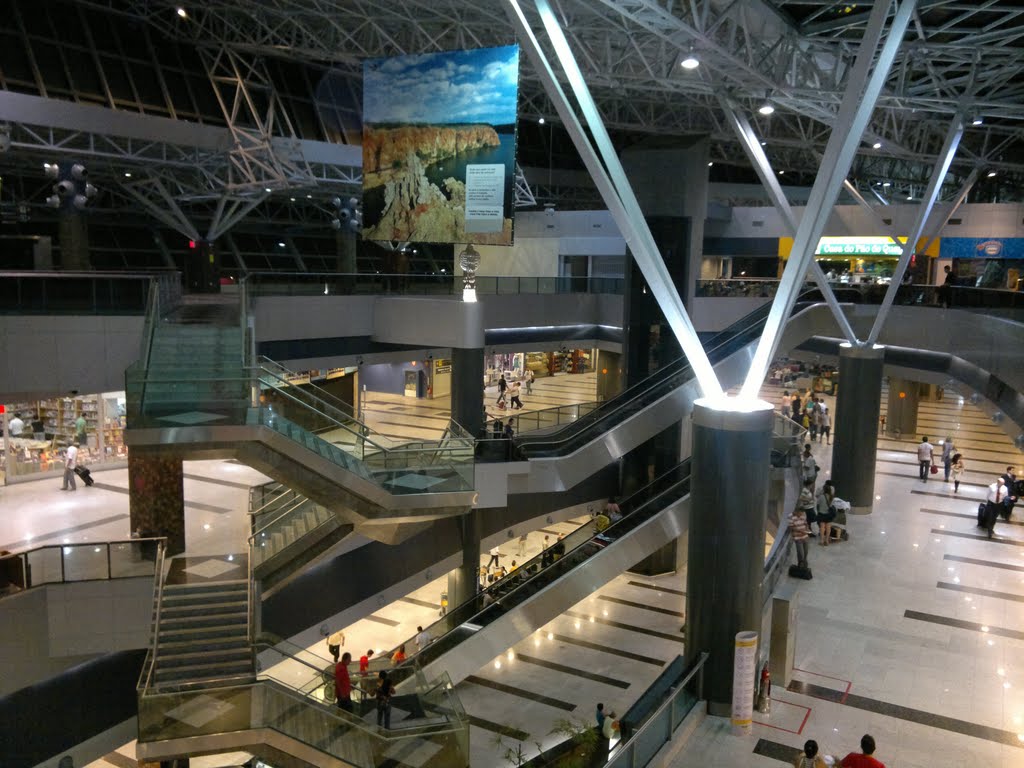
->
left=362, top=124, right=501, bottom=181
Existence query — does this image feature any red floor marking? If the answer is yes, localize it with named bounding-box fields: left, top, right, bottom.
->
left=752, top=698, right=812, bottom=735
left=793, top=665, right=853, bottom=703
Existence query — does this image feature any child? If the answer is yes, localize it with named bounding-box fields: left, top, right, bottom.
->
left=951, top=453, right=964, bottom=493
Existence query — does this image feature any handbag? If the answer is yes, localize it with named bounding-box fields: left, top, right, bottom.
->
left=930, top=465, right=939, bottom=474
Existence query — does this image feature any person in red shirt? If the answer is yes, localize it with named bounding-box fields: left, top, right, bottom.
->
left=335, top=652, right=353, bottom=712
left=841, top=734, right=885, bottom=768
left=359, top=649, right=375, bottom=675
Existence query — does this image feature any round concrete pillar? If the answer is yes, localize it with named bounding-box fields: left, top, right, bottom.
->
left=886, top=377, right=920, bottom=439
left=831, top=343, right=884, bottom=514
left=686, top=397, right=773, bottom=716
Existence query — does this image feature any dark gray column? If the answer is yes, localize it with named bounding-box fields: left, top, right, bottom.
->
left=447, top=509, right=481, bottom=607
left=831, top=343, right=884, bottom=513
left=450, top=347, right=484, bottom=439
left=686, top=399, right=773, bottom=716
left=885, top=376, right=920, bottom=438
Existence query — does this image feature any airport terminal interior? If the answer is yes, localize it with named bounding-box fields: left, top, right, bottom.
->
left=2, top=2, right=1024, bottom=768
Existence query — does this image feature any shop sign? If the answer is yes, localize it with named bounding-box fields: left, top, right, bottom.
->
left=434, top=359, right=453, bottom=374
left=940, top=237, right=1024, bottom=259
left=816, top=236, right=906, bottom=257
left=325, top=367, right=348, bottom=380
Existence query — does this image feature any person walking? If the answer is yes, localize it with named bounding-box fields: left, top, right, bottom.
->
left=335, top=652, right=353, bottom=712
left=525, top=369, right=534, bottom=395
left=61, top=444, right=79, bottom=491
left=327, top=628, right=346, bottom=663
left=788, top=498, right=812, bottom=571
left=486, top=545, right=501, bottom=571
left=950, top=453, right=964, bottom=492
left=794, top=739, right=828, bottom=768
left=359, top=649, right=374, bottom=675
left=509, top=380, right=523, bottom=410
left=916, top=436, right=934, bottom=481
left=391, top=644, right=407, bottom=666
left=516, top=531, right=528, bottom=558
left=595, top=702, right=606, bottom=733
left=8, top=413, right=24, bottom=436
left=819, top=407, right=831, bottom=446
left=809, top=399, right=820, bottom=442
left=941, top=437, right=955, bottom=482
left=75, top=414, right=88, bottom=447
left=375, top=670, right=394, bottom=728
left=840, top=734, right=886, bottom=768
left=496, top=374, right=508, bottom=405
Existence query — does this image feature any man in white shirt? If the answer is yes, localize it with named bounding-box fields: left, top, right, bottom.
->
left=916, top=436, right=935, bottom=481
left=486, top=545, right=501, bottom=571
left=801, top=444, right=817, bottom=487
left=415, top=625, right=430, bottom=651
left=779, top=390, right=791, bottom=419
left=61, top=444, right=79, bottom=491
left=984, top=478, right=1008, bottom=538
left=8, top=414, right=24, bottom=436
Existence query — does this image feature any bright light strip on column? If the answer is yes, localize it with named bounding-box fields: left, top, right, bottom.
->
left=532, top=0, right=722, bottom=399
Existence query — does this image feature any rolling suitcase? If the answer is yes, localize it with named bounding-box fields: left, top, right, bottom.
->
left=977, top=503, right=987, bottom=527
left=74, top=466, right=94, bottom=487
left=788, top=564, right=813, bottom=580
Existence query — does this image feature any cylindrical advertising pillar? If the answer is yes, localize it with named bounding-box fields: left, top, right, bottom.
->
left=886, top=376, right=920, bottom=438
left=731, top=631, right=759, bottom=730
left=686, top=397, right=773, bottom=716
left=831, top=343, right=884, bottom=514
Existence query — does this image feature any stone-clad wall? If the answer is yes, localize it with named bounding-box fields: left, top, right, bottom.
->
left=128, top=449, right=185, bottom=556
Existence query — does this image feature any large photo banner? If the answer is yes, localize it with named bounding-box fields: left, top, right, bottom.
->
left=362, top=45, right=520, bottom=245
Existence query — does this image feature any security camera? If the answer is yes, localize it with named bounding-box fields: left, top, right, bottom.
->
left=70, top=164, right=87, bottom=180
left=338, top=209, right=352, bottom=222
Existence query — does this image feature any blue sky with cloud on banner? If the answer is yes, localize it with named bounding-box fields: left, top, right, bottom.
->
left=363, top=45, right=519, bottom=126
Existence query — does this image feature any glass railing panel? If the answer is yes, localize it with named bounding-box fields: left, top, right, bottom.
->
left=26, top=546, right=63, bottom=586
left=475, top=276, right=497, bottom=294
left=519, top=276, right=538, bottom=294
left=60, top=543, right=111, bottom=581
left=109, top=540, right=161, bottom=577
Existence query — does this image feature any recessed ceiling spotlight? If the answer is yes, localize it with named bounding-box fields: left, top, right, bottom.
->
left=176, top=7, right=187, bottom=18
left=277, top=241, right=286, bottom=247
left=708, top=161, right=714, bottom=167
left=872, top=142, right=882, bottom=149
left=758, top=103, right=775, bottom=116
left=972, top=115, right=983, bottom=126
left=680, top=55, right=700, bottom=70
left=988, top=171, right=997, bottom=178
left=124, top=172, right=132, bottom=178
left=538, top=117, right=545, bottom=125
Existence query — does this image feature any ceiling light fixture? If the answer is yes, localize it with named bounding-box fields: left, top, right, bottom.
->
left=708, top=161, right=714, bottom=167
left=988, top=171, right=997, bottom=178
left=872, top=142, right=882, bottom=149
left=538, top=117, right=545, bottom=125
left=882, top=181, right=891, bottom=187
left=680, top=55, right=700, bottom=70
left=758, top=103, right=775, bottom=116
left=971, top=114, right=983, bottom=126
left=176, top=7, right=187, bottom=18
left=760, top=140, right=767, bottom=146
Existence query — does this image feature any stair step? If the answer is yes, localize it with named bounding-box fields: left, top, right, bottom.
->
left=161, top=599, right=247, bottom=615
left=163, top=580, right=247, bottom=595
left=156, top=647, right=252, bottom=667
left=159, top=611, right=248, bottom=630
left=155, top=659, right=253, bottom=681
left=162, top=590, right=247, bottom=607
left=158, top=635, right=251, bottom=652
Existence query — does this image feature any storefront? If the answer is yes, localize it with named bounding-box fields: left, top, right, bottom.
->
left=777, top=236, right=941, bottom=284
left=941, top=237, right=1024, bottom=289
left=486, top=349, right=595, bottom=384
left=1, top=391, right=127, bottom=485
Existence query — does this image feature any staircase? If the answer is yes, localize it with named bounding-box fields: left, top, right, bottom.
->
left=153, top=579, right=254, bottom=687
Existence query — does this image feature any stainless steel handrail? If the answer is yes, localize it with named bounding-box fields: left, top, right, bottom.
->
left=249, top=496, right=318, bottom=544
left=141, top=540, right=167, bottom=693
left=607, top=651, right=709, bottom=765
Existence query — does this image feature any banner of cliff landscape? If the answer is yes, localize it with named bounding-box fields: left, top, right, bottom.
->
left=362, top=45, right=521, bottom=245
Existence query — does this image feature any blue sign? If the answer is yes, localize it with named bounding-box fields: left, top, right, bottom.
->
left=940, top=238, right=1024, bottom=259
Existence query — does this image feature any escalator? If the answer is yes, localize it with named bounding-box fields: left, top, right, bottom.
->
left=507, top=297, right=840, bottom=492
left=359, top=463, right=694, bottom=688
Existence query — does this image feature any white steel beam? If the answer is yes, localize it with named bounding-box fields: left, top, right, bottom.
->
left=867, top=115, right=966, bottom=344
left=529, top=0, right=721, bottom=397
left=719, top=98, right=858, bottom=345
left=916, top=168, right=981, bottom=257
left=740, top=0, right=918, bottom=398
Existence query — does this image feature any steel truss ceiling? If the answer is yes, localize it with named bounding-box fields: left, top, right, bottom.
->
left=100, top=0, right=1024, bottom=194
